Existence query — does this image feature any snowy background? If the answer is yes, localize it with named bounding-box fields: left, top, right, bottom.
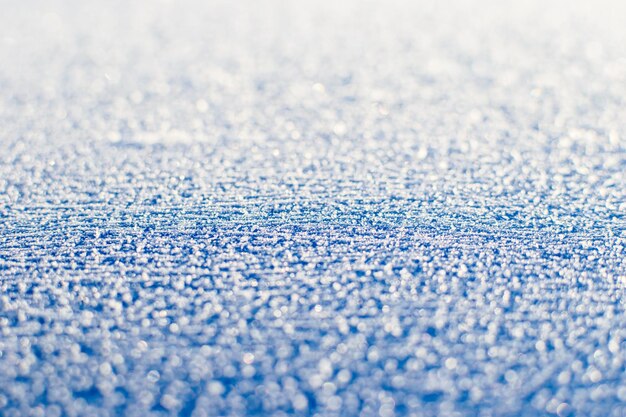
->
left=1, top=0, right=626, bottom=416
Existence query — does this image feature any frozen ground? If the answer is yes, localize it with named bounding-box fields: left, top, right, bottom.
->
left=1, top=0, right=626, bottom=416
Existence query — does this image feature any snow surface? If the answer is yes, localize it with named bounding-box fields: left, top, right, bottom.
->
left=1, top=0, right=626, bottom=416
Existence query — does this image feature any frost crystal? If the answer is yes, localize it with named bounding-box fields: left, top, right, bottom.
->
left=0, top=0, right=625, bottom=416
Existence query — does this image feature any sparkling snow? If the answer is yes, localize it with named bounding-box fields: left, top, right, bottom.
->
left=0, top=0, right=625, bottom=416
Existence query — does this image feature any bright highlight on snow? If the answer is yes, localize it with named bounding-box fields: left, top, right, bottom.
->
left=0, top=0, right=625, bottom=416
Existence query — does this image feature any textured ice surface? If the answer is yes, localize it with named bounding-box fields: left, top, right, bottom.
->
left=1, top=0, right=626, bottom=416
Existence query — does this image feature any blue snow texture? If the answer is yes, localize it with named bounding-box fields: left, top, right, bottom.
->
left=1, top=0, right=626, bottom=416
